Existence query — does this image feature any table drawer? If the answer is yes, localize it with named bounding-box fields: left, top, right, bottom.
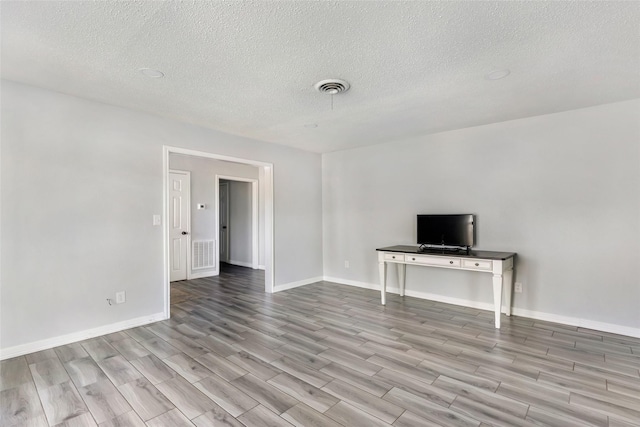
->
left=462, top=259, right=492, bottom=271
left=384, top=253, right=405, bottom=262
left=407, top=255, right=460, bottom=267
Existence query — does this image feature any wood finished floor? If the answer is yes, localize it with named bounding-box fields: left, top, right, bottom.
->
left=2, top=264, right=639, bottom=427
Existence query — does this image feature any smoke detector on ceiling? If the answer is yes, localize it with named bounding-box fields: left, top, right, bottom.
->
left=314, top=79, right=350, bottom=95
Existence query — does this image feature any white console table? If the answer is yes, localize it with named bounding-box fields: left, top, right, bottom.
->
left=377, top=245, right=516, bottom=328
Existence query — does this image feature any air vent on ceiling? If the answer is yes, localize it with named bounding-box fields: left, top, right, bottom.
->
left=314, top=79, right=350, bottom=95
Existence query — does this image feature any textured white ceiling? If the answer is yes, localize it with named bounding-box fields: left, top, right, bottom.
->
left=2, top=1, right=639, bottom=153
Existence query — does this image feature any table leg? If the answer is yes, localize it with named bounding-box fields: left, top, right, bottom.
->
left=492, top=274, right=503, bottom=328
left=397, top=263, right=406, bottom=297
left=503, top=269, right=513, bottom=316
left=379, top=261, right=387, bottom=305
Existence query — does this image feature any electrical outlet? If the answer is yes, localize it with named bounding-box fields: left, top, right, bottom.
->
left=152, top=215, right=161, bottom=226
left=514, top=282, right=523, bottom=293
left=116, top=291, right=126, bottom=304
left=344, top=260, right=350, bottom=268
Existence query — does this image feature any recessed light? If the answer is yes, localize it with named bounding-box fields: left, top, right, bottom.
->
left=139, top=68, right=165, bottom=78
left=304, top=123, right=318, bottom=128
left=486, top=69, right=510, bottom=80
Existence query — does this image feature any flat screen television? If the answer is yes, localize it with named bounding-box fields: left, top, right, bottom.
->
left=417, top=214, right=475, bottom=249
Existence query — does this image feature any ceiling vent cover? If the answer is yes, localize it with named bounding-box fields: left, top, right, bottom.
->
left=315, top=79, right=350, bottom=95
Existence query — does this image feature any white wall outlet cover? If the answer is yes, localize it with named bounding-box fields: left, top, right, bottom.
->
left=153, top=215, right=161, bottom=225
left=197, top=204, right=206, bottom=210
left=116, top=291, right=126, bottom=304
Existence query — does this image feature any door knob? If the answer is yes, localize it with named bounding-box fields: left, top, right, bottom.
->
left=181, top=231, right=188, bottom=235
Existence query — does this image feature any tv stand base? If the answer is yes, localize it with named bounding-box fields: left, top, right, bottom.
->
left=377, top=246, right=516, bottom=328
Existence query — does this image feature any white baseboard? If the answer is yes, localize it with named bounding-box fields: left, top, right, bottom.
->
left=189, top=270, right=218, bottom=279
left=258, top=265, right=266, bottom=270
left=404, top=289, right=495, bottom=312
left=323, top=276, right=640, bottom=339
left=323, top=276, right=379, bottom=291
left=322, top=276, right=494, bottom=311
left=274, top=276, right=323, bottom=293
left=509, top=308, right=640, bottom=339
left=0, top=312, right=166, bottom=360
left=228, top=260, right=253, bottom=268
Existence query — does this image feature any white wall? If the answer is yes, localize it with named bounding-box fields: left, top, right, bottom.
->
left=323, top=99, right=640, bottom=333
left=168, top=154, right=259, bottom=276
left=228, top=181, right=253, bottom=267
left=0, top=80, right=323, bottom=354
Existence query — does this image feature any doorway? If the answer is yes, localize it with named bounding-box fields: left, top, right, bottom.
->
left=216, top=176, right=259, bottom=272
left=162, top=146, right=274, bottom=319
left=219, top=180, right=230, bottom=264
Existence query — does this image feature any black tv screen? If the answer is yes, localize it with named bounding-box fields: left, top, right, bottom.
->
left=417, top=214, right=475, bottom=248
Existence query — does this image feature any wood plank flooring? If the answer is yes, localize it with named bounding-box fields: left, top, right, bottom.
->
left=2, top=263, right=639, bottom=426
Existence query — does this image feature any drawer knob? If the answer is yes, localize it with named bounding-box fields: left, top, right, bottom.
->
left=475, top=263, right=479, bottom=266
left=392, top=256, right=395, bottom=259
left=450, top=261, right=454, bottom=264
left=412, top=257, right=415, bottom=261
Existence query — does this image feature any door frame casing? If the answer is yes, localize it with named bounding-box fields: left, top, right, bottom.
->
left=218, top=180, right=230, bottom=264
left=168, top=169, right=192, bottom=281
left=215, top=175, right=259, bottom=272
left=163, top=146, right=275, bottom=319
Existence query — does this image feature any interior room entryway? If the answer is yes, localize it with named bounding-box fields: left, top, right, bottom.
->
left=216, top=176, right=259, bottom=273
left=163, top=146, right=274, bottom=319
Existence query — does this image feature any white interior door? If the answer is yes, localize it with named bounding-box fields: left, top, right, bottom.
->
left=219, top=181, right=229, bottom=263
left=169, top=171, right=190, bottom=281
